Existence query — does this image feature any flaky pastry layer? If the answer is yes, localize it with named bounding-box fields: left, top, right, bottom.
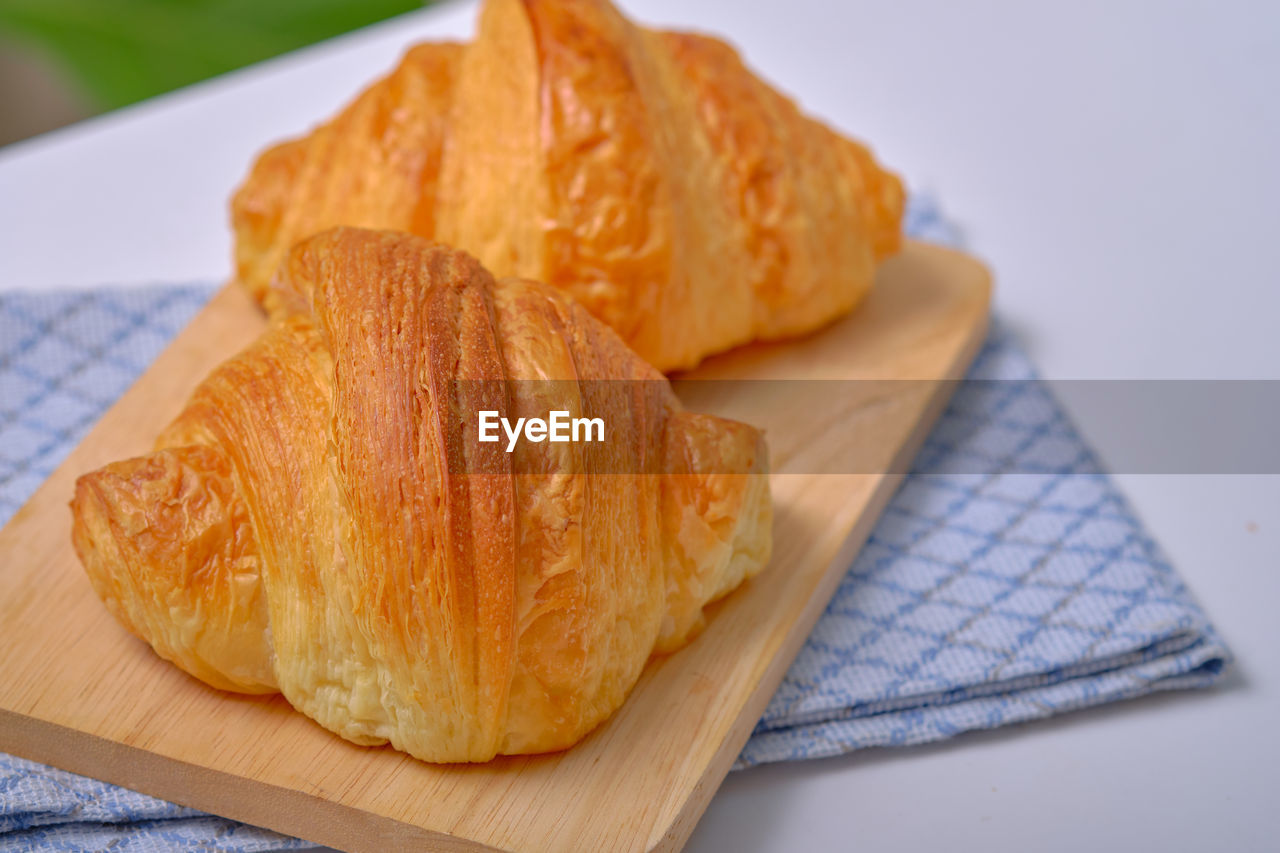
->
left=72, top=229, right=771, bottom=762
left=232, top=0, right=904, bottom=371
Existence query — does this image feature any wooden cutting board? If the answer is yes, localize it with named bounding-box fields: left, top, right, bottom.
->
left=0, top=240, right=989, bottom=852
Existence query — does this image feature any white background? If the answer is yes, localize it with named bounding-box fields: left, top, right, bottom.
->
left=1, top=1, right=1276, bottom=850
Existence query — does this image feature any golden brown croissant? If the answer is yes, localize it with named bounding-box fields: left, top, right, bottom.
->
left=70, top=228, right=771, bottom=762
left=232, top=0, right=904, bottom=372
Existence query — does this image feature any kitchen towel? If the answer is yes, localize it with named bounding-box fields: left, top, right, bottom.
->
left=0, top=198, right=1231, bottom=850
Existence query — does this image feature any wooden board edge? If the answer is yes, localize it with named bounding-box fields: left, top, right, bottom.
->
left=0, top=707, right=510, bottom=853
left=648, top=304, right=993, bottom=852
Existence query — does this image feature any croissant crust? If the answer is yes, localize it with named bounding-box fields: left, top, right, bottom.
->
left=71, top=228, right=771, bottom=762
left=232, top=0, right=904, bottom=371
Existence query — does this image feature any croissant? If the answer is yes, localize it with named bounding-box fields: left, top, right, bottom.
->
left=232, top=0, right=904, bottom=372
left=70, top=228, right=771, bottom=762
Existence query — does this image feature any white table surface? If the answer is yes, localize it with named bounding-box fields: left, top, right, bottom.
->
left=2, top=1, right=1277, bottom=850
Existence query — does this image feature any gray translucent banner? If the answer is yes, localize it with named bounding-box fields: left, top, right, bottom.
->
left=414, top=380, right=1280, bottom=475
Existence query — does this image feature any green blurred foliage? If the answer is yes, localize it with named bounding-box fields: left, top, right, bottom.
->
left=0, top=0, right=427, bottom=110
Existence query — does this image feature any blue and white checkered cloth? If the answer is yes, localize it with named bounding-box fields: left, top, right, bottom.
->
left=0, top=199, right=1231, bottom=849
